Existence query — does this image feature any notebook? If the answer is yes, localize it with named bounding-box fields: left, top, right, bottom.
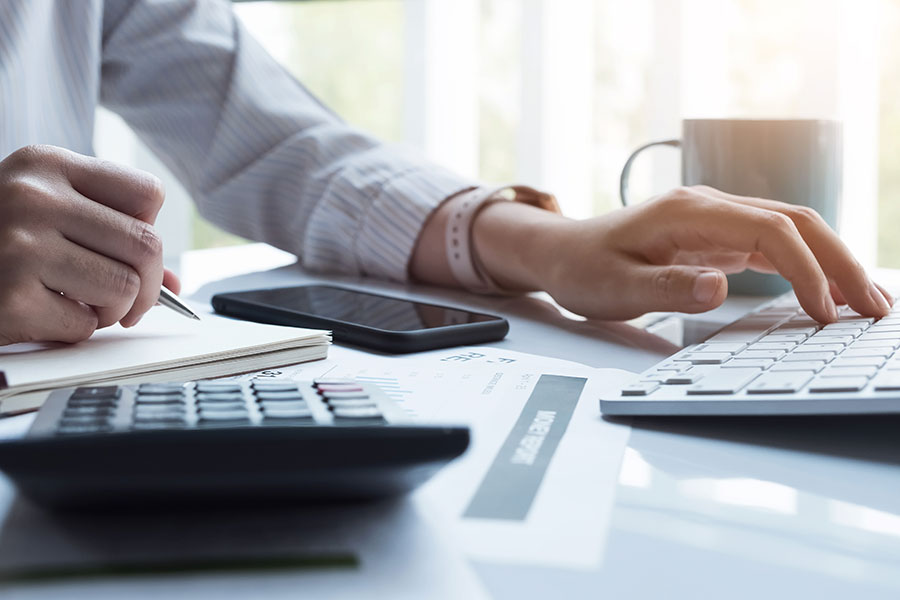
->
left=0, top=303, right=330, bottom=415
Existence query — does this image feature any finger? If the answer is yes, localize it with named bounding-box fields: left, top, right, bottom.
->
left=55, top=190, right=164, bottom=327
left=629, top=264, right=728, bottom=314
left=28, top=288, right=99, bottom=344
left=874, top=281, right=895, bottom=308
left=694, top=186, right=888, bottom=318
left=163, top=269, right=181, bottom=295
left=656, top=195, right=837, bottom=322
left=59, top=147, right=165, bottom=223
left=39, top=237, right=140, bottom=328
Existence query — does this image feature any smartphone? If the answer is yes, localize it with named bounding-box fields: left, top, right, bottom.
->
left=211, top=285, right=509, bottom=353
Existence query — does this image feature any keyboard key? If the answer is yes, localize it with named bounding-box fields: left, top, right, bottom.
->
left=735, top=349, right=786, bottom=360
left=830, top=356, right=886, bottom=368
left=706, top=329, right=769, bottom=343
left=783, top=352, right=834, bottom=362
left=195, top=383, right=242, bottom=394
left=746, top=342, right=796, bottom=351
left=138, top=383, right=185, bottom=395
left=664, top=372, right=704, bottom=384
left=808, top=377, right=868, bottom=393
left=747, top=371, right=813, bottom=394
left=694, top=342, right=748, bottom=354
left=810, top=332, right=857, bottom=344
left=70, top=386, right=121, bottom=400
left=774, top=325, right=818, bottom=336
left=677, top=352, right=732, bottom=365
left=840, top=348, right=894, bottom=359
left=769, top=361, right=826, bottom=372
left=823, top=322, right=868, bottom=331
left=722, top=358, right=775, bottom=368
left=858, top=332, right=900, bottom=343
left=820, top=366, right=878, bottom=378
left=792, top=343, right=845, bottom=354
left=686, top=368, right=761, bottom=395
left=760, top=333, right=807, bottom=343
left=621, top=382, right=660, bottom=396
left=872, top=372, right=900, bottom=390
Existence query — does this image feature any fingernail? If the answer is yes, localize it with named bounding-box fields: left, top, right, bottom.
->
left=869, top=282, right=891, bottom=314
left=693, top=272, right=720, bottom=304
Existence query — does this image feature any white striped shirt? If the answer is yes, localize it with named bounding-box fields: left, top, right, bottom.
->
left=0, top=0, right=475, bottom=282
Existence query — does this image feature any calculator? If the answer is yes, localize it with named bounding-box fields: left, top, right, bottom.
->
left=0, top=379, right=469, bottom=510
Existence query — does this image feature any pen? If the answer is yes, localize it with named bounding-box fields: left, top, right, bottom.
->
left=158, top=285, right=201, bottom=321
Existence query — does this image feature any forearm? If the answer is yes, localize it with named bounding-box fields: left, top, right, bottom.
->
left=409, top=198, right=571, bottom=291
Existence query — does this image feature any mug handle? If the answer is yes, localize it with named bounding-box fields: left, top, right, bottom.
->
left=619, top=139, right=681, bottom=206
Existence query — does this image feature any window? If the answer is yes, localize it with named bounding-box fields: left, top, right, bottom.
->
left=96, top=0, right=900, bottom=269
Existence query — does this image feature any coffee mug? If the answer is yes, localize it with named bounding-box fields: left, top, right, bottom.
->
left=619, top=119, right=843, bottom=296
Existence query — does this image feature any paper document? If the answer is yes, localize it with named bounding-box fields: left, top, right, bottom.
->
left=0, top=303, right=330, bottom=415
left=224, top=345, right=634, bottom=570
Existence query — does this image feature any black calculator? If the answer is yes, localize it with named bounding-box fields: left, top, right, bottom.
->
left=0, top=379, right=469, bottom=510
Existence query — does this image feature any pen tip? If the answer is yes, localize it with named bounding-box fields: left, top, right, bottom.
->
left=192, top=315, right=201, bottom=321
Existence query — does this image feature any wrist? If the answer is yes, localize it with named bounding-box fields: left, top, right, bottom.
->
left=471, top=200, right=571, bottom=292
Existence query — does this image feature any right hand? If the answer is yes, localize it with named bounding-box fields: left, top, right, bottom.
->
left=0, top=145, right=179, bottom=345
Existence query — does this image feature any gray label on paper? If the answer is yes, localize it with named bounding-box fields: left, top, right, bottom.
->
left=463, top=374, right=586, bottom=521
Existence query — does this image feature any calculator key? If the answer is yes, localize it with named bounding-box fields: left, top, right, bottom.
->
left=67, top=398, right=118, bottom=409
left=198, top=410, right=251, bottom=423
left=70, top=386, right=121, bottom=400
left=321, top=390, right=371, bottom=400
left=58, top=424, right=113, bottom=435
left=808, top=377, right=868, bottom=393
left=133, top=413, right=187, bottom=424
left=263, top=408, right=314, bottom=420
left=63, top=406, right=116, bottom=417
left=195, top=383, right=242, bottom=394
left=327, top=398, right=379, bottom=409
left=620, top=382, right=660, bottom=396
left=134, top=404, right=186, bottom=415
left=251, top=381, right=300, bottom=392
left=197, top=402, right=246, bottom=413
left=132, top=421, right=186, bottom=430
left=747, top=371, right=813, bottom=394
left=315, top=384, right=365, bottom=393
left=686, top=368, right=761, bottom=395
left=195, top=392, right=245, bottom=403
left=259, top=400, right=308, bottom=412
left=135, top=394, right=186, bottom=405
left=314, top=377, right=358, bottom=386
left=332, top=407, right=384, bottom=420
left=254, top=391, right=306, bottom=402
left=59, top=415, right=112, bottom=426
left=138, top=383, right=185, bottom=395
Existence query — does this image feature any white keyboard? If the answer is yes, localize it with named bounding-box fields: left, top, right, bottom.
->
left=600, top=293, right=900, bottom=416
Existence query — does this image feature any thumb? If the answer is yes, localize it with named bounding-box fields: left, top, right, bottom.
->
left=637, top=265, right=727, bottom=313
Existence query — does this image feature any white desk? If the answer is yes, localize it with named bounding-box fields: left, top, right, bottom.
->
left=1, top=244, right=899, bottom=599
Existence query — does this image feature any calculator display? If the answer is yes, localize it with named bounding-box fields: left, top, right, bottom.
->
left=229, top=285, right=501, bottom=331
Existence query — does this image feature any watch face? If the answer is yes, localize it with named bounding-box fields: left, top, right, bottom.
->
left=238, top=286, right=500, bottom=331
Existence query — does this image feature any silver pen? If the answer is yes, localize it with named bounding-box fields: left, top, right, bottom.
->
left=158, top=285, right=201, bottom=321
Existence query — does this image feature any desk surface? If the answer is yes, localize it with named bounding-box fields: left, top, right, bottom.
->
left=1, top=244, right=898, bottom=599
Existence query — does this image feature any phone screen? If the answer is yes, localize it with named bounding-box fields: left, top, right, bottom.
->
left=232, top=285, right=502, bottom=332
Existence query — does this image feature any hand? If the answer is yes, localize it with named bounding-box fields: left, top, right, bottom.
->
left=0, top=145, right=180, bottom=345
left=538, top=186, right=892, bottom=322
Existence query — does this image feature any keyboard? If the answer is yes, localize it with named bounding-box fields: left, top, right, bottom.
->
left=601, top=293, right=900, bottom=416
left=0, top=379, right=469, bottom=510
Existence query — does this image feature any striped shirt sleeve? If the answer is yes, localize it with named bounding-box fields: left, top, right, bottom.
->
left=99, top=0, right=475, bottom=282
